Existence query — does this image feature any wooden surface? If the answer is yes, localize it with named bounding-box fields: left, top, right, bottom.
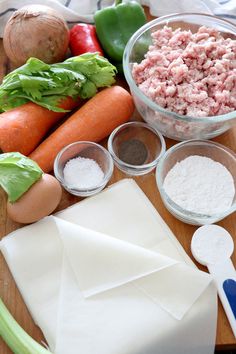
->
left=0, top=23, right=236, bottom=354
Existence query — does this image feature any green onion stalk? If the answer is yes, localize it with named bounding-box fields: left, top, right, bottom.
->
left=0, top=298, right=52, bottom=354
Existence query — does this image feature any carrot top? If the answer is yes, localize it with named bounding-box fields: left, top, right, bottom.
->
left=0, top=53, right=117, bottom=113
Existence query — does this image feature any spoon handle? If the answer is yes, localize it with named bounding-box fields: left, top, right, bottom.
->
left=208, top=259, right=236, bottom=338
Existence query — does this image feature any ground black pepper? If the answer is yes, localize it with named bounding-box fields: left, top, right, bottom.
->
left=118, top=139, right=148, bottom=165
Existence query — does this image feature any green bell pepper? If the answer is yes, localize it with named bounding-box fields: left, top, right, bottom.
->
left=94, top=0, right=146, bottom=66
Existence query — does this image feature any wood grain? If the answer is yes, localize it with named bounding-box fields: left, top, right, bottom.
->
left=0, top=14, right=236, bottom=353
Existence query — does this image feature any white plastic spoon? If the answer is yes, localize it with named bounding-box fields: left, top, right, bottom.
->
left=191, top=225, right=236, bottom=338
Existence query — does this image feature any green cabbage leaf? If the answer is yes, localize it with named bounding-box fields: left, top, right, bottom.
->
left=0, top=152, right=43, bottom=202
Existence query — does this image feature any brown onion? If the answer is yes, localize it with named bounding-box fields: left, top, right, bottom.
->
left=3, top=4, right=69, bottom=66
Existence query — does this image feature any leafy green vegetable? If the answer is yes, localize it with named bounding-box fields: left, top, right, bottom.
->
left=0, top=297, right=52, bottom=354
left=0, top=53, right=117, bottom=112
left=0, top=152, right=43, bottom=202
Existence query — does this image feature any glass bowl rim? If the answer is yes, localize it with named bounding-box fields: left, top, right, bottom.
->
left=107, top=121, right=166, bottom=170
left=156, top=139, right=236, bottom=221
left=123, top=12, right=236, bottom=123
left=54, top=141, right=114, bottom=192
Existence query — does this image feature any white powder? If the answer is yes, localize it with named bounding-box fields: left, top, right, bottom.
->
left=63, top=157, right=104, bottom=189
left=163, top=155, right=235, bottom=215
left=193, top=234, right=230, bottom=264
left=192, top=225, right=234, bottom=264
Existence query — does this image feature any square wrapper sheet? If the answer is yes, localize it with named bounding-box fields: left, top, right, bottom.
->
left=0, top=179, right=217, bottom=354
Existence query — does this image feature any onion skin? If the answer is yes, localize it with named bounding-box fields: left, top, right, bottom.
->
left=3, top=4, right=69, bottom=66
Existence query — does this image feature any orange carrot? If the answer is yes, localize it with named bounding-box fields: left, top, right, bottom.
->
left=0, top=97, right=80, bottom=156
left=30, top=86, right=134, bottom=172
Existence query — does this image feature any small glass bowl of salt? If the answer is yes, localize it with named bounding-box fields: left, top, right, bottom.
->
left=156, top=140, right=236, bottom=225
left=54, top=141, right=114, bottom=197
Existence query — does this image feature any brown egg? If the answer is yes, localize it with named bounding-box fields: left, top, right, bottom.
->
left=7, top=174, right=62, bottom=224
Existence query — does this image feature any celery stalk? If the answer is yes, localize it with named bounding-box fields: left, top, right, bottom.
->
left=0, top=298, right=52, bottom=354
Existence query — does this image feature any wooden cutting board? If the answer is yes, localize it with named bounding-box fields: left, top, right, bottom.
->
left=0, top=7, right=236, bottom=353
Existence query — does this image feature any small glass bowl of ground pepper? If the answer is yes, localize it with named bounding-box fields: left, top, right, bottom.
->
left=108, top=121, right=166, bottom=176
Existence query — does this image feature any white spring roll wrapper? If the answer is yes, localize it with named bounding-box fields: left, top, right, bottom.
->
left=0, top=179, right=217, bottom=354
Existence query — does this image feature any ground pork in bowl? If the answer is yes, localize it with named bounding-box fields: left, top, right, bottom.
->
left=123, top=13, right=236, bottom=140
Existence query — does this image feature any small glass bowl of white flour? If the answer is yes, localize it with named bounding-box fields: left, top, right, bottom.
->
left=156, top=140, right=236, bottom=225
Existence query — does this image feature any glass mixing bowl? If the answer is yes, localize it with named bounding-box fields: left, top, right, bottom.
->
left=156, top=140, right=236, bottom=225
left=123, top=13, right=236, bottom=141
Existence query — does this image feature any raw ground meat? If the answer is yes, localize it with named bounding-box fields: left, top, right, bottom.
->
left=132, top=26, right=236, bottom=117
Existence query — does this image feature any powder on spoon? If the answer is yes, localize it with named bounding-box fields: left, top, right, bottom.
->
left=63, top=156, right=104, bottom=189
left=163, top=155, right=235, bottom=215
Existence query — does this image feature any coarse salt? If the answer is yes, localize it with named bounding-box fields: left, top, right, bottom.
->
left=163, top=155, right=235, bottom=215
left=63, top=156, right=104, bottom=189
